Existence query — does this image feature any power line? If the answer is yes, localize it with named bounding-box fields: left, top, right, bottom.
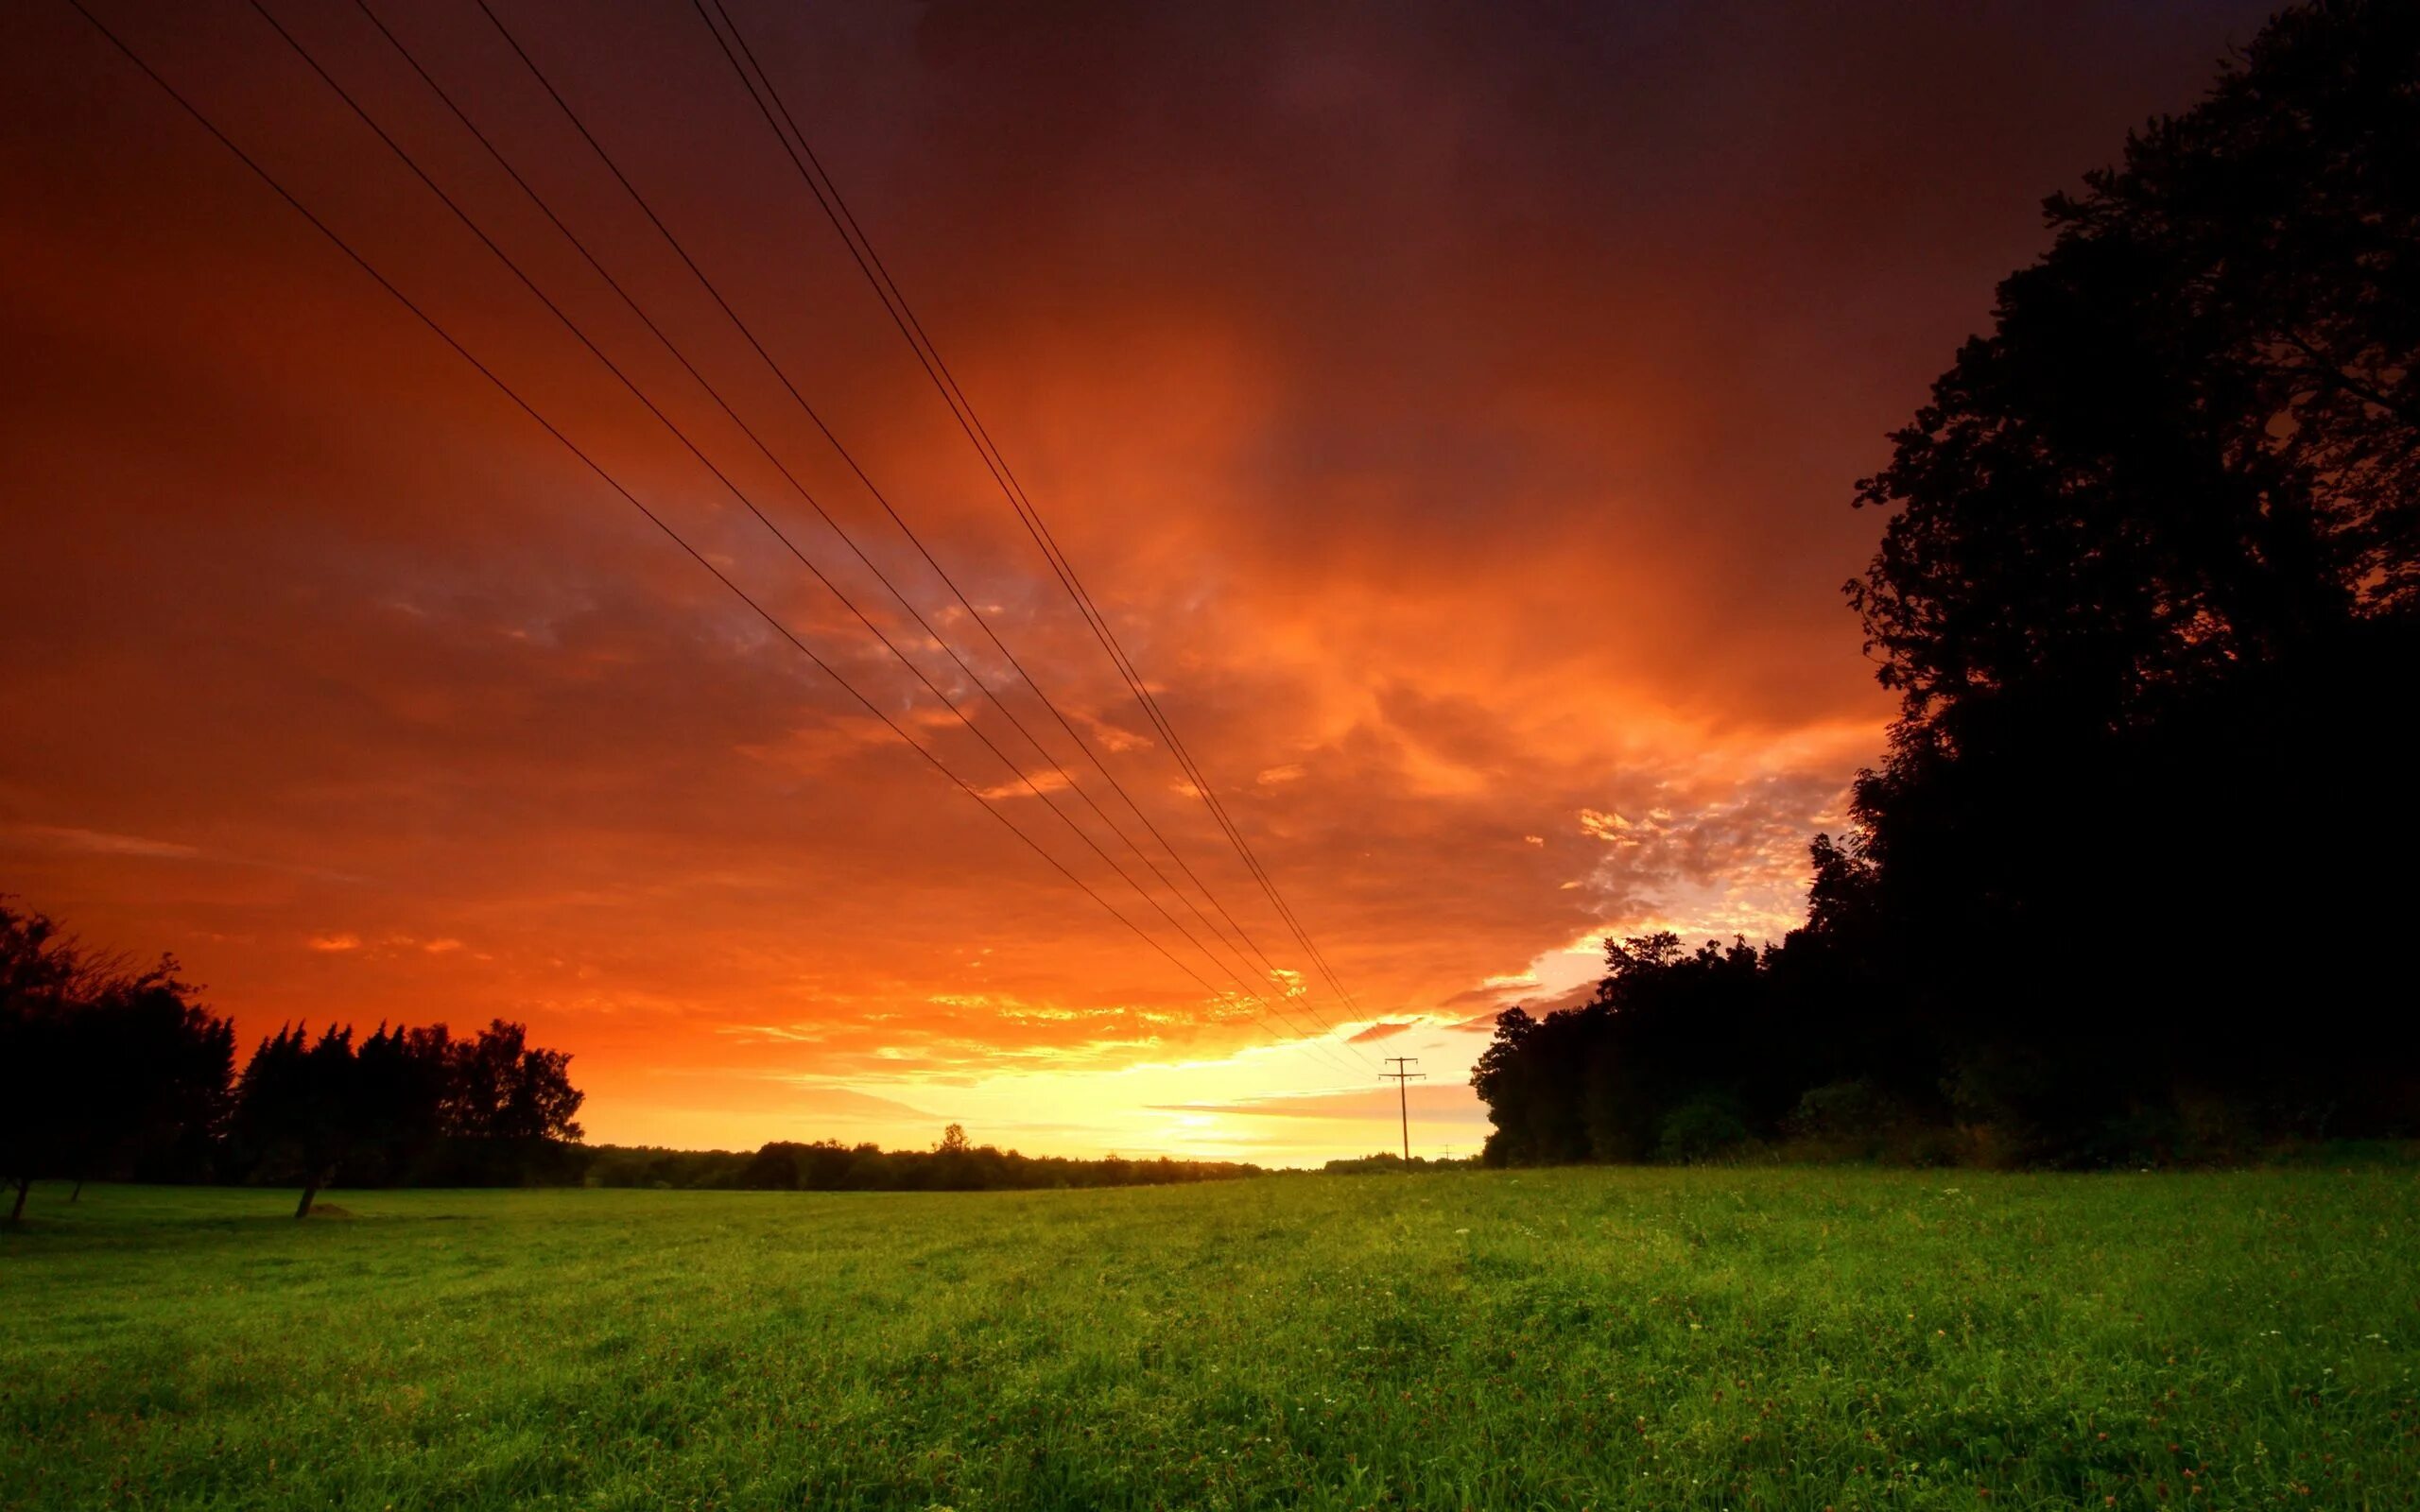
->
left=689, top=0, right=1375, bottom=1036
left=461, top=0, right=1374, bottom=1068
left=474, top=0, right=1341, bottom=1042
left=239, top=0, right=1368, bottom=1075
left=323, top=0, right=1362, bottom=1075
left=692, top=0, right=1368, bottom=1027
left=450, top=0, right=1361, bottom=1068
left=56, top=0, right=1302, bottom=1045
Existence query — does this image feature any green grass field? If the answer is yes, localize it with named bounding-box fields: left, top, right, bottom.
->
left=4, top=1171, right=2414, bottom=1510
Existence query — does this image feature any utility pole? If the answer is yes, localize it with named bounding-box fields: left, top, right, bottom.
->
left=1380, top=1057, right=1426, bottom=1165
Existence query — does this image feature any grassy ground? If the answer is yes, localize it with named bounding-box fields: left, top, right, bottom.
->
left=3, top=1170, right=2414, bottom=1510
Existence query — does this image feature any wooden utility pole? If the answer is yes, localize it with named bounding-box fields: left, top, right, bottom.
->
left=1380, top=1057, right=1425, bottom=1164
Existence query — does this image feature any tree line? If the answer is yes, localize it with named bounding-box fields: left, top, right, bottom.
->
left=587, top=1124, right=1263, bottom=1192
left=3, top=901, right=1257, bottom=1211
left=1475, top=0, right=2420, bottom=1168
left=1, top=899, right=582, bottom=1219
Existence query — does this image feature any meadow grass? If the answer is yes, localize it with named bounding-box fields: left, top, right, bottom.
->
left=3, top=1169, right=2414, bottom=1510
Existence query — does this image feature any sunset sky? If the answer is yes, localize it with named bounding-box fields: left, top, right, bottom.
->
left=3, top=0, right=2271, bottom=1163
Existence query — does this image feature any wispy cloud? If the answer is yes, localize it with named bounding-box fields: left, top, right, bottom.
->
left=1148, top=1083, right=1485, bottom=1124
left=8, top=824, right=203, bottom=861
left=3, top=823, right=366, bottom=882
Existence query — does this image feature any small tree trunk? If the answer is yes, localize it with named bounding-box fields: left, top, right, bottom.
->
left=8, top=1177, right=26, bottom=1223
left=70, top=1178, right=83, bottom=1203
left=295, top=1178, right=320, bottom=1221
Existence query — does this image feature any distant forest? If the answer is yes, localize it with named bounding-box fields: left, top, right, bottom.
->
left=1473, top=0, right=2420, bottom=1168
left=587, top=1126, right=1261, bottom=1192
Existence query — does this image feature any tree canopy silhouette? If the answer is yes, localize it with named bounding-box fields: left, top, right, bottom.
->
left=231, top=1023, right=362, bottom=1220
left=1, top=900, right=234, bottom=1219
left=233, top=1018, right=585, bottom=1216
left=1475, top=0, right=2420, bottom=1167
left=611, top=1132, right=1263, bottom=1193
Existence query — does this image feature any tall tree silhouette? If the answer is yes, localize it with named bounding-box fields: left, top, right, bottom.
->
left=0, top=901, right=83, bottom=1219
left=1841, top=0, right=2420, bottom=1156
left=232, top=1024, right=362, bottom=1219
left=1475, top=1, right=2420, bottom=1166
left=78, top=964, right=235, bottom=1192
left=232, top=1019, right=584, bottom=1211
left=350, top=1023, right=458, bottom=1184
left=1, top=901, right=233, bottom=1218
left=449, top=1020, right=583, bottom=1143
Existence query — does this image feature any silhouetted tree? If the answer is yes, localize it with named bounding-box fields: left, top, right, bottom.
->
left=4, top=898, right=588, bottom=1208
left=1474, top=1, right=2420, bottom=1168
left=350, top=1022, right=457, bottom=1184
left=1, top=901, right=233, bottom=1218
left=1, top=902, right=77, bottom=1218
left=1476, top=936, right=1806, bottom=1166
left=82, top=964, right=236, bottom=1189
left=231, top=1018, right=584, bottom=1207
left=739, top=1141, right=804, bottom=1190
left=1841, top=0, right=2420, bottom=1157
left=232, top=1024, right=360, bottom=1218
left=436, top=1020, right=584, bottom=1183
left=449, top=1021, right=583, bottom=1143
left=702, top=1134, right=1261, bottom=1193
left=1470, top=1005, right=1538, bottom=1166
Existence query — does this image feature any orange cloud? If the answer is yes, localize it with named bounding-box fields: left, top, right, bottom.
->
left=0, top=0, right=2270, bottom=1160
